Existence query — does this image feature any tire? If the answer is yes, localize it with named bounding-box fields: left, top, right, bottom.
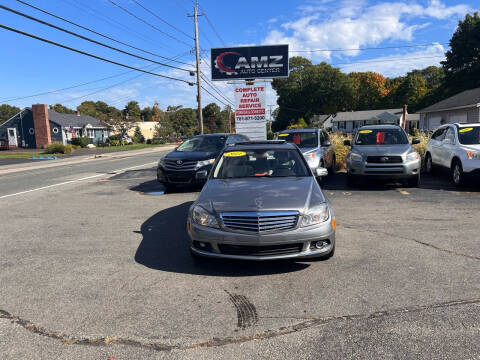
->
left=346, top=173, right=357, bottom=187
left=451, top=160, right=465, bottom=187
left=329, top=156, right=336, bottom=175
left=425, top=153, right=434, bottom=174
left=407, top=174, right=420, bottom=188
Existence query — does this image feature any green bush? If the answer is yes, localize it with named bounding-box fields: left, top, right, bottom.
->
left=109, top=139, right=121, bottom=146
left=151, top=137, right=166, bottom=144
left=71, top=137, right=91, bottom=147
left=44, top=143, right=74, bottom=154
left=108, top=134, right=122, bottom=141
left=133, top=126, right=145, bottom=143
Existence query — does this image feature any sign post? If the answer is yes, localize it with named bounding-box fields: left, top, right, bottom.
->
left=211, top=44, right=289, bottom=140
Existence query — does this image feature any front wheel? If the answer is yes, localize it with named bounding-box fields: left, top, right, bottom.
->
left=425, top=153, right=434, bottom=174
left=329, top=156, right=336, bottom=174
left=451, top=160, right=465, bottom=187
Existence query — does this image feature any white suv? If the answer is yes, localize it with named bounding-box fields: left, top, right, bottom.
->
left=425, top=123, right=480, bottom=186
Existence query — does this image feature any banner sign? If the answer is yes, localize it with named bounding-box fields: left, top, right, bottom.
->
left=234, top=85, right=266, bottom=140
left=211, top=45, right=289, bottom=81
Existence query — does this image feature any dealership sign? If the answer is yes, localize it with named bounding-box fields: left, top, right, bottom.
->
left=234, top=85, right=266, bottom=140
left=211, top=45, right=289, bottom=81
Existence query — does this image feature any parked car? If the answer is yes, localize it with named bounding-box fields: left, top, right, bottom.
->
left=277, top=128, right=336, bottom=176
left=187, top=140, right=335, bottom=261
left=344, top=125, right=421, bottom=187
left=122, top=135, right=133, bottom=144
left=157, top=133, right=249, bottom=189
left=425, top=123, right=480, bottom=186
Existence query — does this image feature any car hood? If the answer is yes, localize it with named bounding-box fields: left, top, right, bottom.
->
left=353, top=144, right=413, bottom=156
left=195, top=177, right=325, bottom=214
left=164, top=150, right=219, bottom=161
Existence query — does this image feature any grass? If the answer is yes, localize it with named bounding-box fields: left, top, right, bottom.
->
left=0, top=143, right=170, bottom=159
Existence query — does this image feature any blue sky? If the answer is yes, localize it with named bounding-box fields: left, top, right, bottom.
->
left=0, top=0, right=477, bottom=112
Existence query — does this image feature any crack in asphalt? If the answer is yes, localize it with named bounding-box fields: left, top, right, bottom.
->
left=1, top=298, right=479, bottom=352
left=343, top=225, right=480, bottom=261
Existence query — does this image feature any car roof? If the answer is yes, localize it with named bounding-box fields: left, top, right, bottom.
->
left=193, top=133, right=231, bottom=137
left=455, top=123, right=480, bottom=127
left=224, top=141, right=296, bottom=151
left=278, top=128, right=319, bottom=133
left=358, top=124, right=402, bottom=130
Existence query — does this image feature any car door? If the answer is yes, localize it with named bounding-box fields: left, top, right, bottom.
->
left=439, top=126, right=456, bottom=168
left=429, top=127, right=446, bottom=165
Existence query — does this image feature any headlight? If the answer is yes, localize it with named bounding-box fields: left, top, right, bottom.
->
left=196, top=158, right=216, bottom=168
left=406, top=151, right=419, bottom=161
left=349, top=153, right=363, bottom=162
left=466, top=150, right=480, bottom=160
left=192, top=206, right=219, bottom=228
left=301, top=204, right=330, bottom=227
left=158, top=157, right=166, bottom=167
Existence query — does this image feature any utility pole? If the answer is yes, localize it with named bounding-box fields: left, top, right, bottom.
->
left=193, top=1, right=203, bottom=134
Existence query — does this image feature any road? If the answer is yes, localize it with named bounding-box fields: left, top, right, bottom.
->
left=1, top=151, right=479, bottom=359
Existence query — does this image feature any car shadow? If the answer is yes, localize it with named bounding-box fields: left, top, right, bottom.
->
left=419, top=173, right=480, bottom=192
left=134, top=201, right=310, bottom=276
left=321, top=172, right=408, bottom=191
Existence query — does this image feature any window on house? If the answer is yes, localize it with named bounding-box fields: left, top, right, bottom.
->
left=86, top=129, right=94, bottom=138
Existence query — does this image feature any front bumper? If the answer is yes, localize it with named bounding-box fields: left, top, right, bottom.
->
left=347, top=158, right=420, bottom=179
left=188, top=220, right=335, bottom=260
left=461, top=157, right=480, bottom=174
left=157, top=165, right=211, bottom=185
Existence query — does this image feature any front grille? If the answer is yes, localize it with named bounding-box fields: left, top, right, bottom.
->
left=366, top=156, right=403, bottom=164
left=163, top=159, right=197, bottom=171
left=220, top=211, right=298, bottom=232
left=218, top=243, right=303, bottom=256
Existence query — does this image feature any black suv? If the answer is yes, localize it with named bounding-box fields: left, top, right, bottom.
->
left=157, top=133, right=249, bottom=188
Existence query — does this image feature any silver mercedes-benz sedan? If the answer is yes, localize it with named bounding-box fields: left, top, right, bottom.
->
left=187, top=141, right=336, bottom=261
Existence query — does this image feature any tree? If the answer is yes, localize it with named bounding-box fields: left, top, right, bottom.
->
left=349, top=72, right=389, bottom=110
left=443, top=12, right=480, bottom=94
left=50, top=103, right=75, bottom=114
left=387, top=74, right=428, bottom=111
left=0, top=104, right=20, bottom=124
left=202, top=103, right=222, bottom=133
left=132, top=126, right=145, bottom=143
left=123, top=101, right=141, bottom=122
left=151, top=102, right=165, bottom=122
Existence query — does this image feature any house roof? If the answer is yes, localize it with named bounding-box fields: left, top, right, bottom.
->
left=419, top=87, right=480, bottom=113
left=406, top=113, right=420, bottom=121
left=333, top=109, right=403, bottom=122
left=47, top=109, right=105, bottom=128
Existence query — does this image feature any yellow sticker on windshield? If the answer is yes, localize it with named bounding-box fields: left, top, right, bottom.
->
left=278, top=133, right=289, bottom=137
left=359, top=130, right=373, bottom=134
left=459, top=127, right=473, bottom=133
left=224, top=151, right=246, bottom=157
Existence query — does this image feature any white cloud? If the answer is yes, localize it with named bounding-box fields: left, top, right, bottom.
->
left=262, top=0, right=470, bottom=61
left=337, top=44, right=446, bottom=77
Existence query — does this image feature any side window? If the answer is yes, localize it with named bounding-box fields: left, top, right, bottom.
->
left=432, top=128, right=446, bottom=141
left=235, top=135, right=245, bottom=142
left=444, top=127, right=455, bottom=143
left=225, top=136, right=236, bottom=145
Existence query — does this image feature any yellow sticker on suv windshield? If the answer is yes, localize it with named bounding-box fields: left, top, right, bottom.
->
left=224, top=151, right=246, bottom=157
left=278, top=133, right=289, bottom=137
left=459, top=127, right=473, bottom=133
left=359, top=130, right=373, bottom=134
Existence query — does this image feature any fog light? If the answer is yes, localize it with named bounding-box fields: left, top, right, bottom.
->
left=199, top=242, right=207, bottom=248
left=311, top=240, right=329, bottom=250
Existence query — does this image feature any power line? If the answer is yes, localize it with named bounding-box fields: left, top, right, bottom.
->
left=201, top=85, right=232, bottom=108
left=14, top=0, right=194, bottom=66
left=107, top=0, right=193, bottom=48
left=130, top=0, right=193, bottom=40
left=200, top=73, right=234, bottom=106
left=198, top=5, right=226, bottom=46
left=290, top=42, right=449, bottom=53
left=170, top=0, right=189, bottom=13
left=0, top=24, right=194, bottom=85
left=1, top=5, right=194, bottom=73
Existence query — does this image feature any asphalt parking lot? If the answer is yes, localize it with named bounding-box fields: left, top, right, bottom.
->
left=1, top=155, right=479, bottom=359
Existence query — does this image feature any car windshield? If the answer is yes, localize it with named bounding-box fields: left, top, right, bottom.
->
left=175, top=136, right=226, bottom=152
left=279, top=132, right=318, bottom=148
left=456, top=126, right=480, bottom=145
left=355, top=128, right=408, bottom=145
left=213, top=148, right=310, bottom=179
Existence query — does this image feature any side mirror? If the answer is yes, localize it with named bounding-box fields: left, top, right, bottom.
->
left=196, top=170, right=208, bottom=180
left=412, top=138, right=421, bottom=145
left=343, top=140, right=351, bottom=147
left=315, top=167, right=328, bottom=178
left=322, top=140, right=332, bottom=147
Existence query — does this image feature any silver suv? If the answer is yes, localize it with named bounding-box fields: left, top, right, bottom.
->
left=425, top=123, right=480, bottom=186
left=345, top=125, right=421, bottom=187
left=277, top=129, right=336, bottom=176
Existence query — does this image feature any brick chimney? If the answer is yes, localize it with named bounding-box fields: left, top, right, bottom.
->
left=32, top=104, right=51, bottom=148
left=76, top=110, right=81, bottom=116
